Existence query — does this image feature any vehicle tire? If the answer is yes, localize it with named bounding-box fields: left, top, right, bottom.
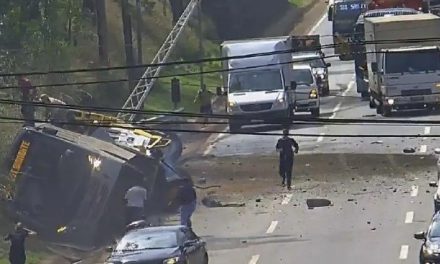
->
left=376, top=103, right=383, bottom=115
left=229, top=123, right=241, bottom=133
left=383, top=105, right=392, bottom=117
left=203, top=252, right=209, bottom=264
left=369, top=96, right=376, bottom=109
left=311, top=108, right=320, bottom=117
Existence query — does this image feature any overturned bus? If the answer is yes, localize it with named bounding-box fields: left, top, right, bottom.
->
left=0, top=124, right=187, bottom=250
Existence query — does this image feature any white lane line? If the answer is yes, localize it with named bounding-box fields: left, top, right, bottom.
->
left=342, top=81, right=354, bottom=96
left=399, top=245, right=409, bottom=260
left=308, top=14, right=327, bottom=35
left=317, top=132, right=325, bottom=142
left=203, top=127, right=228, bottom=156
left=281, top=194, right=293, bottom=205
left=266, top=221, right=278, bottom=234
left=425, top=126, right=431, bottom=135
left=405, top=211, right=414, bottom=224
left=420, top=145, right=428, bottom=153
left=249, top=255, right=260, bottom=264
left=411, top=185, right=419, bottom=197
left=330, top=103, right=342, bottom=119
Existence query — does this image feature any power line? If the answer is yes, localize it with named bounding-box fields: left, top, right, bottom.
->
left=3, top=114, right=440, bottom=137
left=5, top=98, right=440, bottom=126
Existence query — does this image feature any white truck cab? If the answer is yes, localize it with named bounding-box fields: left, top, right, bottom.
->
left=291, top=64, right=320, bottom=117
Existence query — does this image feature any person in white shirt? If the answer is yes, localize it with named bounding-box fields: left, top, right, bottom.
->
left=124, top=185, right=148, bottom=225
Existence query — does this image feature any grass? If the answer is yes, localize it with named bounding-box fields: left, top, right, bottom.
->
left=288, top=0, right=313, bottom=7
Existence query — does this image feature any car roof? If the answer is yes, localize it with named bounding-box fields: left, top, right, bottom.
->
left=292, top=52, right=321, bottom=59
left=292, top=64, right=312, bottom=70
left=356, top=8, right=420, bottom=24
left=126, top=225, right=187, bottom=235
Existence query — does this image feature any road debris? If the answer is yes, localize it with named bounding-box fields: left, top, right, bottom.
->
left=371, top=140, right=383, bottom=144
left=202, top=196, right=245, bottom=208
left=306, top=198, right=332, bottom=209
left=430, top=181, right=438, bottom=187
left=197, top=177, right=207, bottom=184
left=403, top=147, right=416, bottom=153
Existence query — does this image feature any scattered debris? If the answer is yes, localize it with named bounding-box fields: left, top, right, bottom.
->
left=197, top=177, right=207, bottom=184
left=306, top=198, right=332, bottom=209
left=371, top=140, right=383, bottom=144
left=426, top=190, right=431, bottom=193
left=256, top=198, right=262, bottom=203
left=393, top=188, right=397, bottom=193
left=403, top=148, right=416, bottom=153
left=367, top=221, right=371, bottom=224
left=241, top=240, right=247, bottom=244
left=352, top=178, right=355, bottom=181
left=371, top=227, right=376, bottom=231
left=202, top=196, right=245, bottom=208
left=347, top=198, right=356, bottom=202
left=430, top=181, right=438, bottom=187
left=362, top=188, right=367, bottom=192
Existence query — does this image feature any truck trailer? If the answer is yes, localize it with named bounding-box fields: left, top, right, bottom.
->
left=365, top=13, right=440, bottom=116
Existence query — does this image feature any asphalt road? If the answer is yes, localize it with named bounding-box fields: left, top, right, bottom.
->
left=203, top=13, right=440, bottom=158
left=191, top=11, right=440, bottom=264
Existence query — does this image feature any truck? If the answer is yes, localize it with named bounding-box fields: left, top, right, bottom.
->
left=367, top=0, right=425, bottom=11
left=331, top=0, right=368, bottom=60
left=365, top=13, right=440, bottom=116
left=221, top=36, right=297, bottom=132
left=291, top=35, right=331, bottom=96
left=351, top=8, right=421, bottom=98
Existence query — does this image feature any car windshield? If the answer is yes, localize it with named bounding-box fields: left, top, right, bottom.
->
left=385, top=49, right=440, bottom=74
left=310, top=58, right=325, bottom=68
left=430, top=221, right=440, bottom=238
left=115, top=231, right=178, bottom=251
left=292, top=69, right=313, bottom=85
left=229, top=70, right=283, bottom=92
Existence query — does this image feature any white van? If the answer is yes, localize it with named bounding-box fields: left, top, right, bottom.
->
left=292, top=64, right=320, bottom=117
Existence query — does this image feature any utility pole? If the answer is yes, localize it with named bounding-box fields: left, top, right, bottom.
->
left=95, top=0, right=109, bottom=66
left=198, top=0, right=204, bottom=90
left=121, top=0, right=136, bottom=89
left=136, top=0, right=143, bottom=65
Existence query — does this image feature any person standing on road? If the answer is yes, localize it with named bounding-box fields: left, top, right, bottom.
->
left=276, top=128, right=299, bottom=190
left=124, top=185, right=148, bottom=225
left=194, top=84, right=214, bottom=126
left=16, top=76, right=37, bottom=127
left=4, top=222, right=37, bottom=264
left=177, top=179, right=197, bottom=228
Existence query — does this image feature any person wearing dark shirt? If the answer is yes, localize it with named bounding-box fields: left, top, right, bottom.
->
left=177, top=179, right=197, bottom=228
left=276, top=129, right=299, bottom=190
left=4, top=222, right=37, bottom=264
left=16, top=76, right=37, bottom=127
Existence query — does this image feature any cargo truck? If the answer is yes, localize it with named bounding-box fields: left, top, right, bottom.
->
left=351, top=8, right=421, bottom=98
left=221, top=37, right=297, bottom=132
left=365, top=13, right=440, bottom=116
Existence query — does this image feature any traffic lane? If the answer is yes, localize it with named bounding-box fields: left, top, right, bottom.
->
left=191, top=196, right=283, bottom=264
left=257, top=173, right=430, bottom=264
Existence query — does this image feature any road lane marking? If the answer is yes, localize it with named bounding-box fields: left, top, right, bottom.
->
left=203, top=127, right=228, bottom=156
left=330, top=103, right=341, bottom=119
left=249, top=254, right=260, bottom=264
left=308, top=14, right=326, bottom=34
left=317, top=132, right=325, bottom=142
left=420, top=145, right=428, bottom=153
left=425, top=126, right=431, bottom=135
left=266, top=221, right=278, bottom=234
left=281, top=194, right=293, bottom=205
left=399, top=245, right=409, bottom=260
left=411, top=185, right=419, bottom=197
left=405, top=211, right=414, bottom=224
left=343, top=81, right=354, bottom=96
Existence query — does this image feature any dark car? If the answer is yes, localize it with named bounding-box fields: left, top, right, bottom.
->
left=414, top=212, right=440, bottom=263
left=106, top=225, right=208, bottom=264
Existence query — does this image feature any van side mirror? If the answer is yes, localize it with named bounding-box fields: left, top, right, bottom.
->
left=371, top=62, right=378, bottom=73
left=414, top=231, right=426, bottom=240
left=290, top=81, right=297, bottom=91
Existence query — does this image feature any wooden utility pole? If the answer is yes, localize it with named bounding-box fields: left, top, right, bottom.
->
left=136, top=0, right=143, bottom=65
left=198, top=1, right=204, bottom=90
left=121, top=0, right=136, bottom=89
left=95, top=0, right=109, bottom=66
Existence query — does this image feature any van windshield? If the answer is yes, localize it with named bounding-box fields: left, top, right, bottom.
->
left=229, top=69, right=283, bottom=93
left=385, top=49, right=440, bottom=74
left=292, top=69, right=314, bottom=85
